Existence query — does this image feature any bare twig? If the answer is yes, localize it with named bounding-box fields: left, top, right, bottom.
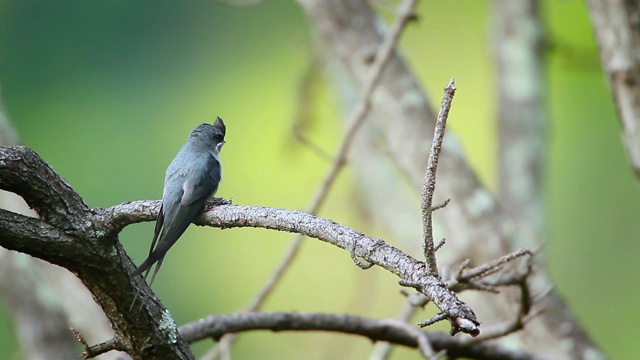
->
left=417, top=312, right=448, bottom=328
left=421, top=79, right=456, bottom=275
left=431, top=198, right=450, bottom=212
left=458, top=248, right=533, bottom=282
left=463, top=258, right=544, bottom=344
left=72, top=328, right=126, bottom=359
left=380, top=319, right=437, bottom=360
left=445, top=248, right=534, bottom=294
left=205, top=1, right=420, bottom=358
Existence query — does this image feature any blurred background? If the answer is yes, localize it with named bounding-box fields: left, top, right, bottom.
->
left=0, top=0, right=638, bottom=359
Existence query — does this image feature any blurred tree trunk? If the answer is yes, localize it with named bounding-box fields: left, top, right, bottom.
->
left=495, top=0, right=546, bottom=246
left=587, top=0, right=640, bottom=180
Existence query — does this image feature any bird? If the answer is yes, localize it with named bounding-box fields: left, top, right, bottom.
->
left=131, top=117, right=226, bottom=291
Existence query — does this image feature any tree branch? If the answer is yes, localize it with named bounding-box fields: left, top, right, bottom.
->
left=179, top=312, right=545, bottom=360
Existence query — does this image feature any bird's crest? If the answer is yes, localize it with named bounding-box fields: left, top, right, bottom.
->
left=213, top=117, right=226, bottom=137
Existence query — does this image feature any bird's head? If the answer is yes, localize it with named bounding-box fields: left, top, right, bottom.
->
left=191, top=117, right=226, bottom=154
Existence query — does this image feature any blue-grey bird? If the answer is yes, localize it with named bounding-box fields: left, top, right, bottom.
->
left=131, top=117, right=226, bottom=288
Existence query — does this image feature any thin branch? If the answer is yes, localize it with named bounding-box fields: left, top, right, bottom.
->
left=431, top=198, right=450, bottom=212
left=458, top=248, right=533, bottom=282
left=72, top=329, right=126, bottom=359
left=179, top=312, right=545, bottom=360
left=445, top=248, right=533, bottom=294
left=463, top=256, right=545, bottom=344
left=421, top=79, right=456, bottom=275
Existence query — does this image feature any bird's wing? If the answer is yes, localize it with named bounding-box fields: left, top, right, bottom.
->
left=181, top=153, right=221, bottom=207
left=131, top=153, right=221, bottom=286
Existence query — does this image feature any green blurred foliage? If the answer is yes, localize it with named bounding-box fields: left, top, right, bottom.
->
left=0, top=0, right=638, bottom=359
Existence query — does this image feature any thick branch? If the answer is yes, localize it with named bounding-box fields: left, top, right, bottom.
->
left=0, top=209, right=79, bottom=261
left=0, top=146, right=91, bottom=233
left=179, top=312, right=544, bottom=360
